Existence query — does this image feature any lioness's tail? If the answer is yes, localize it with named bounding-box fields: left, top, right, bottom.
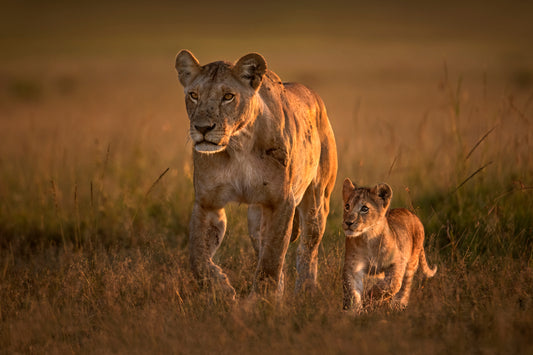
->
left=419, top=248, right=437, bottom=278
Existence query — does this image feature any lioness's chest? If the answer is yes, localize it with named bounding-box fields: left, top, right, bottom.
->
left=195, top=150, right=286, bottom=206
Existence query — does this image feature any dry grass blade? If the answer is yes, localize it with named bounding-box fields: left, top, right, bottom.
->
left=387, top=153, right=399, bottom=178
left=508, top=95, right=532, bottom=124
left=492, top=182, right=533, bottom=203
left=50, top=179, right=67, bottom=252
left=452, top=161, right=493, bottom=193
left=128, top=167, right=170, bottom=233
left=465, top=126, right=496, bottom=161
left=74, top=182, right=81, bottom=247
left=145, top=167, right=170, bottom=198
left=90, top=180, right=94, bottom=208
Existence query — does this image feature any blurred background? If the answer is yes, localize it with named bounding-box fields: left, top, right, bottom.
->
left=1, top=1, right=533, bottom=352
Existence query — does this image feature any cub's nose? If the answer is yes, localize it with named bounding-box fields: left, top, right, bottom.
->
left=345, top=221, right=354, bottom=228
left=195, top=124, right=216, bottom=135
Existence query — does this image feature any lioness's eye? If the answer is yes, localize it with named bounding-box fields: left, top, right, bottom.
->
left=360, top=206, right=369, bottom=213
left=189, top=92, right=198, bottom=100
left=344, top=203, right=350, bottom=211
left=223, top=93, right=235, bottom=101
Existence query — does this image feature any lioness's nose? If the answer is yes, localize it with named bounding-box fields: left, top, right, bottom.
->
left=195, top=124, right=216, bottom=135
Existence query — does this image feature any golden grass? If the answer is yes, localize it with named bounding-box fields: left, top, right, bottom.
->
left=2, top=242, right=532, bottom=354
left=1, top=1, right=533, bottom=353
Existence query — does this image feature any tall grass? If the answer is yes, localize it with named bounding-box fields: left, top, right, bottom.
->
left=1, top=59, right=531, bottom=353
left=1, top=2, right=533, bottom=352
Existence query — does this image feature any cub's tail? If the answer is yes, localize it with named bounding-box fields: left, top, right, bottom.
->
left=419, top=248, right=437, bottom=278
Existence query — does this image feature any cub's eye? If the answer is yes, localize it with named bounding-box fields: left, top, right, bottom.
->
left=222, top=93, right=235, bottom=101
left=360, top=206, right=369, bottom=214
left=189, top=92, right=198, bottom=101
left=344, top=203, right=350, bottom=211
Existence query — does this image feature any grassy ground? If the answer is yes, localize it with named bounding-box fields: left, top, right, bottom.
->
left=1, top=1, right=533, bottom=353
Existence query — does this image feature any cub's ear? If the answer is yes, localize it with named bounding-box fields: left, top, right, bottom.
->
left=373, top=183, right=393, bottom=209
left=175, top=50, right=201, bottom=87
left=342, top=178, right=356, bottom=203
left=234, top=53, right=267, bottom=91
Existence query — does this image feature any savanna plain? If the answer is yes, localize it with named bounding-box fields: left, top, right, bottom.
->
left=1, top=1, right=532, bottom=354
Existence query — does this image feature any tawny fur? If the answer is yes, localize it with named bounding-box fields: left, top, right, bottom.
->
left=175, top=50, right=337, bottom=299
left=341, top=178, right=436, bottom=310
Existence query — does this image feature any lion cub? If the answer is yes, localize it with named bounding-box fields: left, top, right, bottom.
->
left=342, top=178, right=436, bottom=311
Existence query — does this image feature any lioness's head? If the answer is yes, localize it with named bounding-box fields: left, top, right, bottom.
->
left=342, top=178, right=392, bottom=237
left=175, top=50, right=267, bottom=154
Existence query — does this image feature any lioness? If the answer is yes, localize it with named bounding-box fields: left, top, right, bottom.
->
left=175, top=50, right=337, bottom=298
left=342, top=178, right=436, bottom=310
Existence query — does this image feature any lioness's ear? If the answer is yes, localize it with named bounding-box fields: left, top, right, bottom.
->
left=342, top=178, right=356, bottom=203
left=234, top=53, right=267, bottom=91
left=373, top=183, right=393, bottom=209
left=175, top=50, right=201, bottom=87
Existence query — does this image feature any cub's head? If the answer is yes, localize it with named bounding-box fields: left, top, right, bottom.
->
left=342, top=178, right=392, bottom=238
left=175, top=50, right=267, bottom=154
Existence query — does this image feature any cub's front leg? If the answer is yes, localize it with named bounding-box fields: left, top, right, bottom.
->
left=343, top=242, right=367, bottom=311
left=367, top=263, right=405, bottom=302
left=189, top=203, right=235, bottom=300
left=343, top=265, right=366, bottom=311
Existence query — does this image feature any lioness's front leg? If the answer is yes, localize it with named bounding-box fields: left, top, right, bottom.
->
left=253, top=197, right=296, bottom=294
left=189, top=203, right=235, bottom=299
